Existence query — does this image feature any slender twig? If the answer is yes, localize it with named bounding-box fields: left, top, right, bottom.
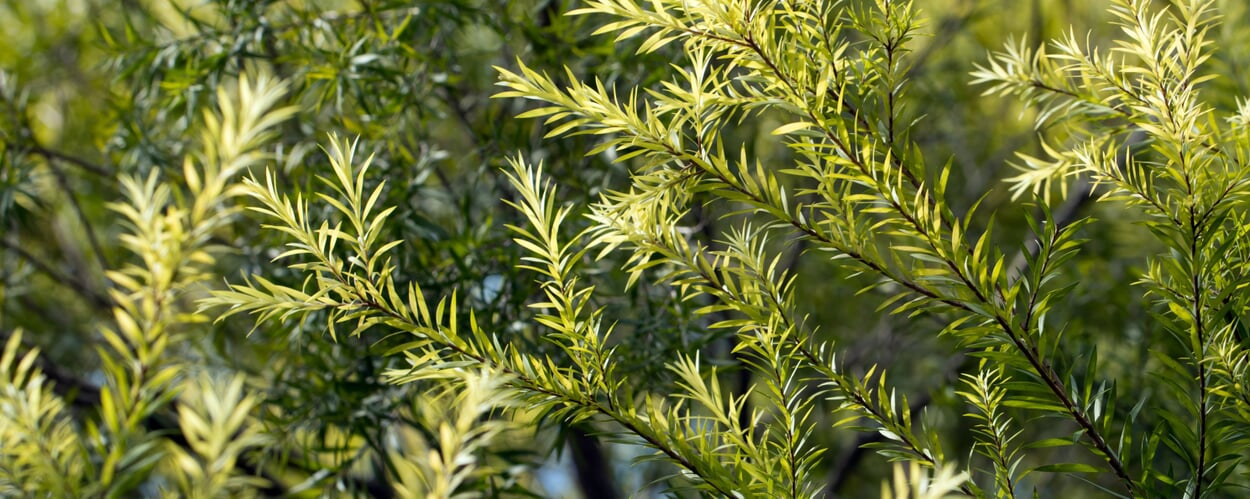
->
left=1008, top=131, right=1147, bottom=280
left=826, top=353, right=965, bottom=494
left=350, top=284, right=744, bottom=497
left=0, top=325, right=101, bottom=409
left=689, top=197, right=754, bottom=432
left=0, top=237, right=112, bottom=310
left=1007, top=178, right=1092, bottom=281
left=905, top=0, right=982, bottom=77
left=45, top=161, right=112, bottom=272
left=13, top=141, right=113, bottom=177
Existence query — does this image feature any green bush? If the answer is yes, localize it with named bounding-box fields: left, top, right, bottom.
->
left=4, top=0, right=1250, bottom=497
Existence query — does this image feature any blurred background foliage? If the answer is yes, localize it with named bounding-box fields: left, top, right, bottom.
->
left=2, top=0, right=1249, bottom=496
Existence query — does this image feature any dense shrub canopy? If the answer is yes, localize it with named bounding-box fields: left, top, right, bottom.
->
left=3, top=0, right=1250, bottom=497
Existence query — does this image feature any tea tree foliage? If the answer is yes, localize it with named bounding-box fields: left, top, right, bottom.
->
left=2, top=72, right=293, bottom=497
left=4, top=0, right=1250, bottom=497
left=1, top=0, right=634, bottom=496
left=495, top=0, right=1126, bottom=494
left=496, top=0, right=1250, bottom=495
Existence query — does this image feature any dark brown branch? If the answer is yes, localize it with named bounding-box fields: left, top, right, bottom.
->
left=906, top=0, right=983, bottom=78
left=21, top=142, right=113, bottom=177
left=827, top=393, right=933, bottom=493
left=826, top=353, right=967, bottom=495
left=1008, top=131, right=1146, bottom=281
left=690, top=197, right=755, bottom=432
left=1007, top=177, right=1093, bottom=281
left=0, top=325, right=99, bottom=410
left=45, top=161, right=112, bottom=272
left=568, top=424, right=619, bottom=499
left=0, top=237, right=112, bottom=310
